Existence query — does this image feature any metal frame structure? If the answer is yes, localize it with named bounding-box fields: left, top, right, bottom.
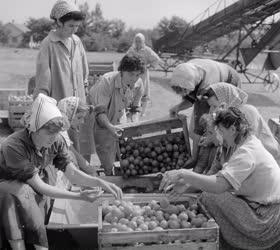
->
left=155, top=0, right=280, bottom=91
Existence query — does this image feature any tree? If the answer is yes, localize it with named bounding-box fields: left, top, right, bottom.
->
left=23, top=17, right=53, bottom=44
left=156, top=16, right=188, bottom=37
left=107, top=19, right=126, bottom=39
left=0, top=21, right=9, bottom=44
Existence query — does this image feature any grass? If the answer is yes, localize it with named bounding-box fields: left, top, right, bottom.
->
left=0, top=46, right=279, bottom=123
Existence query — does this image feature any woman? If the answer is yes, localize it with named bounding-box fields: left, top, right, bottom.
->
left=89, top=55, right=145, bottom=175
left=202, top=82, right=280, bottom=163
left=160, top=107, right=280, bottom=250
left=34, top=0, right=88, bottom=103
left=58, top=96, right=100, bottom=175
left=127, top=33, right=163, bottom=116
left=0, top=94, right=122, bottom=250
left=168, top=58, right=241, bottom=159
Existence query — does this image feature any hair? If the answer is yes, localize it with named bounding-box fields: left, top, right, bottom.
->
left=214, top=107, right=251, bottom=145
left=201, top=87, right=216, bottom=100
left=41, top=116, right=70, bottom=134
left=58, top=11, right=85, bottom=23
left=118, top=55, right=145, bottom=74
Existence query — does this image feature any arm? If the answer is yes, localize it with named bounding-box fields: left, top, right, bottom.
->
left=160, top=169, right=231, bottom=194
left=64, top=162, right=123, bottom=199
left=33, top=40, right=51, bottom=99
left=96, top=113, right=123, bottom=138
left=81, top=42, right=89, bottom=95
left=170, top=99, right=193, bottom=116
left=27, top=173, right=103, bottom=202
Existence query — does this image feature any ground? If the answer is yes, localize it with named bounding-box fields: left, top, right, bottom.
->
left=0, top=46, right=280, bottom=123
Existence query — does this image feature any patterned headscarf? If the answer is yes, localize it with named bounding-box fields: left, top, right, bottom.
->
left=22, top=93, right=63, bottom=132
left=210, top=82, right=248, bottom=108
left=57, top=96, right=79, bottom=124
left=50, top=0, right=79, bottom=20
left=170, top=62, right=202, bottom=91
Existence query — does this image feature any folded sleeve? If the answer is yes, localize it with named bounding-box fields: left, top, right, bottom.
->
left=89, top=76, right=112, bottom=108
left=1, top=143, right=38, bottom=182
left=218, top=147, right=255, bottom=191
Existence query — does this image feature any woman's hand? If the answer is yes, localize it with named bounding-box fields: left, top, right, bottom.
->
left=108, top=125, right=123, bottom=138
left=98, top=179, right=123, bottom=200
left=159, top=169, right=187, bottom=192
left=167, top=183, right=190, bottom=201
left=80, top=189, right=104, bottom=202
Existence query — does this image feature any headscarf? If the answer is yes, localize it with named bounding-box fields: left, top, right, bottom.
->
left=57, top=97, right=79, bottom=124
left=50, top=0, right=80, bottom=20
left=210, top=82, right=248, bottom=108
left=133, top=33, right=145, bottom=50
left=22, top=93, right=63, bottom=132
left=170, top=63, right=202, bottom=91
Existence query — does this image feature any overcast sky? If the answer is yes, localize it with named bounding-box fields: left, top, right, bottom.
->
left=1, top=0, right=238, bottom=29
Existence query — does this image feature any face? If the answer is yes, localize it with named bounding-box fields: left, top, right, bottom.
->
left=171, top=86, right=190, bottom=96
left=33, top=128, right=58, bottom=149
left=217, top=124, right=236, bottom=147
left=135, top=37, right=144, bottom=49
left=207, top=96, right=220, bottom=114
left=58, top=20, right=82, bottom=37
left=122, top=71, right=141, bottom=88
left=71, top=111, right=87, bottom=129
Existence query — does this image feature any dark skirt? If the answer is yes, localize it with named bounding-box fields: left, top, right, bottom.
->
left=201, top=192, right=280, bottom=250
left=0, top=180, right=48, bottom=248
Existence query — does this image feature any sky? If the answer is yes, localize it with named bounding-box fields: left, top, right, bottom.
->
left=0, top=0, right=237, bottom=29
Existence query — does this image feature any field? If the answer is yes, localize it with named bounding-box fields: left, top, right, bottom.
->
left=0, top=47, right=280, bottom=123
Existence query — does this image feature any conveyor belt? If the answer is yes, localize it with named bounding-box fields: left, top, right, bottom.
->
left=155, top=0, right=280, bottom=52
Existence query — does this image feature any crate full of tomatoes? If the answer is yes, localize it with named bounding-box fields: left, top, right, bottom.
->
left=117, top=116, right=191, bottom=178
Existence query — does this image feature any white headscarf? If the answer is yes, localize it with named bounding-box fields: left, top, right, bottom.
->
left=210, top=82, right=248, bottom=108
left=22, top=93, right=63, bottom=132
left=170, top=62, right=202, bottom=91
left=133, top=33, right=146, bottom=50
left=50, top=0, right=80, bottom=20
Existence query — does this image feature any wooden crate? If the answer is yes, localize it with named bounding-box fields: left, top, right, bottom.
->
left=98, top=195, right=219, bottom=250
left=8, top=97, right=32, bottom=131
left=0, top=88, right=26, bottom=110
left=116, top=115, right=191, bottom=177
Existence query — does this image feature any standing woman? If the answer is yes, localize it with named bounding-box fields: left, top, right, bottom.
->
left=34, top=0, right=88, bottom=103
left=127, top=33, right=163, bottom=116
left=168, top=58, right=241, bottom=159
left=89, top=55, right=145, bottom=175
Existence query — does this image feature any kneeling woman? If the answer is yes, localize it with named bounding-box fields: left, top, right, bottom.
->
left=160, top=107, right=280, bottom=250
left=0, top=94, right=122, bottom=250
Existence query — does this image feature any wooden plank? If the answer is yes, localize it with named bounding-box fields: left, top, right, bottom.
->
left=99, top=228, right=218, bottom=246
left=101, top=241, right=218, bottom=250
left=118, top=116, right=185, bottom=138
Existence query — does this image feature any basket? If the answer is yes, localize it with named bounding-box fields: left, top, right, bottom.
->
left=98, top=194, right=219, bottom=250
left=116, top=115, right=191, bottom=177
left=8, top=95, right=33, bottom=131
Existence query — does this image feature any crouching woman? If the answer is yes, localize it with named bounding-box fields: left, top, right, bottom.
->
left=160, top=107, right=280, bottom=250
left=0, top=94, right=122, bottom=250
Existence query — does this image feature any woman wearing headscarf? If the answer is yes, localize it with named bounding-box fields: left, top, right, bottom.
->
left=168, top=58, right=241, bottom=159
left=160, top=107, right=280, bottom=250
left=34, top=0, right=88, bottom=103
left=127, top=33, right=163, bottom=116
left=89, top=55, right=145, bottom=175
left=58, top=96, right=105, bottom=175
left=0, top=94, right=122, bottom=250
left=202, top=82, right=280, bottom=163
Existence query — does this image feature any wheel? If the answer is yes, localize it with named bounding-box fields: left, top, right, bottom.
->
left=264, top=72, right=280, bottom=92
